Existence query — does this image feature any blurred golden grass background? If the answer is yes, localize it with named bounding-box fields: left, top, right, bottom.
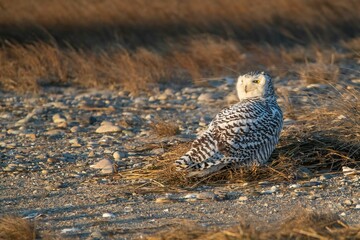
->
left=0, top=0, right=359, bottom=93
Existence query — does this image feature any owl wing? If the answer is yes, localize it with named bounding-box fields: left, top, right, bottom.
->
left=209, top=100, right=272, bottom=156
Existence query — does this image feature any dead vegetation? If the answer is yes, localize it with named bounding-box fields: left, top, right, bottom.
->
left=150, top=121, right=181, bottom=137
left=0, top=0, right=360, bottom=93
left=147, top=210, right=360, bottom=240
left=0, top=215, right=37, bottom=240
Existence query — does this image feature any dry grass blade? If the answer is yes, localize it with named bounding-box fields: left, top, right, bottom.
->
left=147, top=210, right=360, bottom=240
left=0, top=215, right=37, bottom=240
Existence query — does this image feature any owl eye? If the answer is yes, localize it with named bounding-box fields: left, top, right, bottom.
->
left=252, top=79, right=260, bottom=84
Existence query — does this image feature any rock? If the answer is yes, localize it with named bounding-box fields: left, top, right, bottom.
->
left=198, top=93, right=214, bottom=102
left=183, top=193, right=197, bottom=201
left=0, top=112, right=12, bottom=119
left=90, top=231, right=103, bottom=239
left=157, top=93, right=168, bottom=100
left=289, top=184, right=300, bottom=189
left=238, top=196, right=248, bottom=202
left=163, top=88, right=174, bottom=96
left=196, top=192, right=216, bottom=200
left=95, top=123, right=121, bottom=133
left=3, top=165, right=16, bottom=172
left=102, top=213, right=115, bottom=218
left=44, top=129, right=65, bottom=138
left=69, top=138, right=81, bottom=147
left=90, top=159, right=114, bottom=174
left=25, top=133, right=36, bottom=140
left=52, top=113, right=66, bottom=124
left=47, top=158, right=58, bottom=164
left=355, top=204, right=360, bottom=210
left=155, top=197, right=173, bottom=204
left=343, top=199, right=352, bottom=206
left=100, top=121, right=113, bottom=126
left=70, top=126, right=80, bottom=133
left=7, top=129, right=21, bottom=135
left=61, top=228, right=80, bottom=234
left=303, top=181, right=322, bottom=187
left=113, top=151, right=121, bottom=160
left=123, top=206, right=133, bottom=213
left=261, top=186, right=278, bottom=194
left=88, top=151, right=95, bottom=158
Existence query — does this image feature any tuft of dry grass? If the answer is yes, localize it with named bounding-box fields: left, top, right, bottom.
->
left=0, top=215, right=37, bottom=240
left=150, top=121, right=181, bottom=138
left=147, top=210, right=360, bottom=240
left=298, top=49, right=340, bottom=84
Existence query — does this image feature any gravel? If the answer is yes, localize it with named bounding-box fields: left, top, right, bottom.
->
left=0, top=79, right=359, bottom=239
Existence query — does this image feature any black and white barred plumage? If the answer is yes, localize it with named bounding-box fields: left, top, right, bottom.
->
left=175, top=71, right=283, bottom=176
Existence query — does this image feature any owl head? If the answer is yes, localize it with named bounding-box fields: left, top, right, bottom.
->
left=236, top=71, right=275, bottom=100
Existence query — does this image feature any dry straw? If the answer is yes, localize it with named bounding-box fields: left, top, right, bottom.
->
left=147, top=209, right=360, bottom=240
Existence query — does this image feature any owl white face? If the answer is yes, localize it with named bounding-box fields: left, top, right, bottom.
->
left=236, top=72, right=272, bottom=100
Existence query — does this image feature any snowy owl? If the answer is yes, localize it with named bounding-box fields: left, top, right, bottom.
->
left=175, top=71, right=283, bottom=177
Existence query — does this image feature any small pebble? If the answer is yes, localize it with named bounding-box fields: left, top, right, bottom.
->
left=196, top=192, right=216, bottom=200
left=61, top=228, right=80, bottom=234
left=238, top=196, right=248, bottom=201
left=124, top=206, right=133, bottom=213
left=90, top=159, right=114, bottom=174
left=113, top=151, right=121, bottom=160
left=102, top=213, right=115, bottom=218
left=96, top=122, right=121, bottom=133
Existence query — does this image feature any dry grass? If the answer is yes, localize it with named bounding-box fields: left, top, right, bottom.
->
left=0, top=0, right=359, bottom=93
left=0, top=215, right=37, bottom=240
left=150, top=121, right=181, bottom=138
left=147, top=210, right=360, bottom=240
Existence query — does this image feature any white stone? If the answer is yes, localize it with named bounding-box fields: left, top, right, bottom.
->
left=238, top=196, right=248, bottom=201
left=95, top=124, right=121, bottom=133
left=61, top=228, right=80, bottom=234
left=113, top=151, right=121, bottom=160
left=102, top=213, right=115, bottom=218
left=100, top=121, right=113, bottom=126
left=52, top=113, right=66, bottom=124
left=198, top=93, right=214, bottom=102
left=90, top=159, right=114, bottom=174
left=196, top=192, right=216, bottom=200
left=157, top=93, right=168, bottom=100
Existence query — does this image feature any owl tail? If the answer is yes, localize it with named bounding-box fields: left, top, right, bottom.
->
left=175, top=132, right=222, bottom=170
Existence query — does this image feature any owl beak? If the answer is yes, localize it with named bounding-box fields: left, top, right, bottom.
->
left=244, top=85, right=248, bottom=93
